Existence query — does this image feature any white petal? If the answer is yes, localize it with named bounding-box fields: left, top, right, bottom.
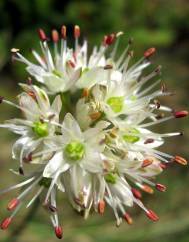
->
left=43, top=152, right=70, bottom=178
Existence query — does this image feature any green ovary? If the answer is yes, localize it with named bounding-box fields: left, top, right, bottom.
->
left=33, top=121, right=49, bottom=137
left=105, top=172, right=117, bottom=184
left=52, top=69, right=63, bottom=78
left=123, top=128, right=140, bottom=143
left=64, top=141, right=85, bottom=161
left=107, top=96, right=124, bottom=113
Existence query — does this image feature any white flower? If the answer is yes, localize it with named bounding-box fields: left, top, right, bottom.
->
left=0, top=84, right=62, bottom=172
left=43, top=113, right=108, bottom=178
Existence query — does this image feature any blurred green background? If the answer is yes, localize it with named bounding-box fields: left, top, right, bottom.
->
left=0, top=0, right=189, bottom=241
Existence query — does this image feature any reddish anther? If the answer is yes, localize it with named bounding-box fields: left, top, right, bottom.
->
left=52, top=29, right=59, bottom=43
left=159, top=163, right=167, bottom=169
left=144, top=47, right=156, bottom=58
left=174, top=110, right=188, bottom=118
left=142, top=185, right=154, bottom=194
left=74, top=25, right=80, bottom=38
left=103, top=33, right=116, bottom=46
left=7, top=198, right=19, bottom=211
left=174, top=155, right=187, bottom=165
left=38, top=28, right=47, bottom=41
left=98, top=200, right=105, bottom=214
left=131, top=188, right=142, bottom=199
left=123, top=212, right=133, bottom=225
left=156, top=183, right=166, bottom=192
left=0, top=217, right=12, bottom=230
left=61, top=25, right=67, bottom=39
left=55, top=226, right=63, bottom=239
left=142, top=159, right=153, bottom=168
left=146, top=210, right=159, bottom=222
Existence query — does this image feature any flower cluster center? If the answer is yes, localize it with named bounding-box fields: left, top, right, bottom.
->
left=107, top=96, right=124, bottom=113
left=64, top=141, right=85, bottom=161
left=33, top=121, right=49, bottom=137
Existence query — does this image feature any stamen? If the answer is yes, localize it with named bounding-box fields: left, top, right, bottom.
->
left=173, top=155, right=187, bottom=165
left=156, top=183, right=166, bottom=192
left=7, top=198, right=20, bottom=211
left=142, top=159, right=153, bottom=168
left=123, top=212, right=133, bottom=225
left=0, top=217, right=12, bottom=230
left=19, top=167, right=24, bottom=175
left=144, top=139, right=154, bottom=144
left=55, top=226, right=63, bottom=239
left=89, top=112, right=102, bottom=120
left=159, top=163, right=167, bottom=169
left=49, top=205, right=57, bottom=213
left=74, top=25, right=80, bottom=39
left=0, top=96, right=4, bottom=104
left=61, top=25, right=67, bottom=39
left=38, top=28, right=47, bottom=42
left=144, top=47, right=156, bottom=58
left=140, top=184, right=154, bottom=194
left=146, top=209, right=159, bottom=222
left=131, top=188, right=142, bottom=199
left=98, top=200, right=105, bottom=214
left=174, top=110, right=188, bottom=118
left=82, top=88, right=89, bottom=98
left=52, top=29, right=59, bottom=43
left=103, top=33, right=116, bottom=46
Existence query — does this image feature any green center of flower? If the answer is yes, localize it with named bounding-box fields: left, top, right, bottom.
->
left=33, top=121, right=49, bottom=137
left=64, top=141, right=85, bottom=161
left=104, top=172, right=117, bottom=184
left=107, top=96, right=124, bottom=113
left=123, top=128, right=140, bottom=143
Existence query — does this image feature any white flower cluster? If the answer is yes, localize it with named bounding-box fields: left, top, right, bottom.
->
left=0, top=26, right=188, bottom=239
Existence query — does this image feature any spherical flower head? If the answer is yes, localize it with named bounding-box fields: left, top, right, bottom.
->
left=0, top=25, right=188, bottom=239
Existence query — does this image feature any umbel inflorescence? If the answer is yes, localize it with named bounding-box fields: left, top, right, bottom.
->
left=0, top=25, right=188, bottom=239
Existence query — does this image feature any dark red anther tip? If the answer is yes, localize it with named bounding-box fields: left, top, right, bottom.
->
left=74, top=25, right=80, bottom=38
left=19, top=167, right=24, bottom=175
left=159, top=163, right=167, bottom=169
left=98, top=200, right=105, bottom=214
left=144, top=47, right=156, bottom=58
left=174, top=110, right=188, bottom=118
left=49, top=205, right=57, bottom=212
left=67, top=60, right=75, bottom=68
left=131, top=188, right=142, bottom=199
left=55, top=226, right=63, bottom=239
left=38, top=28, right=47, bottom=41
left=173, top=155, right=187, bottom=165
left=52, top=29, right=59, bottom=43
left=123, top=212, right=133, bottom=225
left=146, top=209, right=159, bottom=222
left=144, top=138, right=154, bottom=145
left=156, top=183, right=166, bottom=192
left=103, top=33, right=116, bottom=46
left=142, top=159, right=153, bottom=168
left=61, top=25, right=66, bottom=39
left=0, top=96, right=4, bottom=104
left=7, top=198, right=20, bottom=211
left=1, top=217, right=12, bottom=230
